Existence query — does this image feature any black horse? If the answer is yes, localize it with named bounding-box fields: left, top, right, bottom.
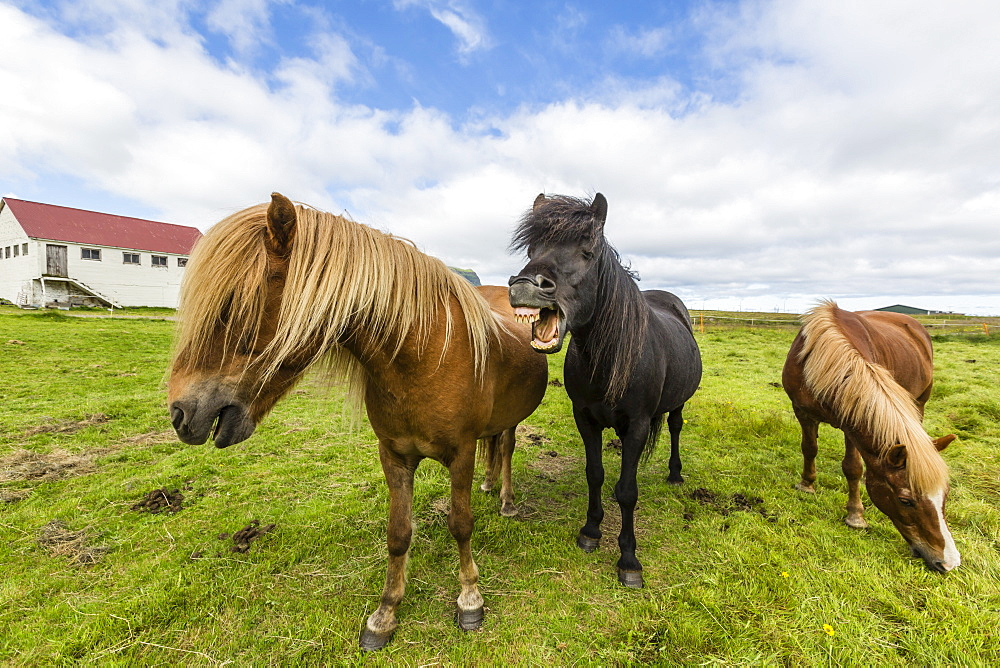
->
left=508, top=193, right=702, bottom=588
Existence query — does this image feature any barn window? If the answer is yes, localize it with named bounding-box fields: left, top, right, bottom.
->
left=177, top=257, right=188, bottom=267
left=13, top=245, right=19, bottom=257
left=22, top=243, right=28, bottom=255
left=82, top=248, right=101, bottom=261
left=123, top=253, right=140, bottom=265
left=3, top=247, right=8, bottom=259
left=152, top=255, right=168, bottom=267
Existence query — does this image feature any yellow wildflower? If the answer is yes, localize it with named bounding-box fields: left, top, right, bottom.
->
left=823, top=624, right=835, bottom=637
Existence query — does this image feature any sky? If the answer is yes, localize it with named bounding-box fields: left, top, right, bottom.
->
left=2, top=0, right=999, bottom=315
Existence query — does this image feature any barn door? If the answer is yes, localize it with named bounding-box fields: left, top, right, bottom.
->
left=46, top=244, right=68, bottom=277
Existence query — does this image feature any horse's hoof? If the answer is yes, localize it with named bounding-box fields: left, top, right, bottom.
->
left=618, top=568, right=644, bottom=588
left=456, top=606, right=484, bottom=631
left=359, top=626, right=394, bottom=652
left=577, top=533, right=600, bottom=553
left=667, top=475, right=684, bottom=486
left=845, top=515, right=868, bottom=529
left=480, top=482, right=492, bottom=492
left=795, top=482, right=816, bottom=494
left=500, top=502, right=518, bottom=517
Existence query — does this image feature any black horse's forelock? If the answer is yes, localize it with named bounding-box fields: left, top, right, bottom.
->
left=510, top=195, right=604, bottom=253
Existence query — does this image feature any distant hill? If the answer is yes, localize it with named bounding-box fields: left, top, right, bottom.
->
left=449, top=267, right=481, bottom=286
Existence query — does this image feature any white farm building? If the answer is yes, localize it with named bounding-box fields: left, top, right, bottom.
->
left=0, top=197, right=201, bottom=308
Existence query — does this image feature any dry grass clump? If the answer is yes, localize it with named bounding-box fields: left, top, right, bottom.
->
left=36, top=520, right=110, bottom=565
left=0, top=448, right=109, bottom=483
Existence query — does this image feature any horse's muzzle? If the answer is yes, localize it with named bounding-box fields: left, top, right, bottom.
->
left=170, top=398, right=256, bottom=448
left=508, top=274, right=556, bottom=307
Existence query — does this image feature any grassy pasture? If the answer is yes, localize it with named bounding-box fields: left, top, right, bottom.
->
left=1, top=306, right=1000, bottom=665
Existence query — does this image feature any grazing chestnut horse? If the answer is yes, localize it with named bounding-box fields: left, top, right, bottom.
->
left=168, top=193, right=547, bottom=650
left=508, top=193, right=702, bottom=588
left=782, top=300, right=959, bottom=571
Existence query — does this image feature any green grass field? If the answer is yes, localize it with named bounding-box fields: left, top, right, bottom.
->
left=2, top=306, right=999, bottom=665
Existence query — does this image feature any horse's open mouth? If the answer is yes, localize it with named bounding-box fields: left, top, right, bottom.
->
left=212, top=404, right=251, bottom=448
left=513, top=306, right=563, bottom=352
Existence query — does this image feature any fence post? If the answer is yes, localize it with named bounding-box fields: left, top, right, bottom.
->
left=985, top=323, right=990, bottom=335
left=700, top=313, right=704, bottom=333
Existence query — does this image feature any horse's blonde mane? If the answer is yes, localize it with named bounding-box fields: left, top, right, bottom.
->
left=174, top=202, right=499, bottom=412
left=798, top=300, right=947, bottom=494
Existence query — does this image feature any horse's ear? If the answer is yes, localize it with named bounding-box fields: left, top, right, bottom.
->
left=267, top=192, right=297, bottom=256
left=887, top=444, right=908, bottom=469
left=532, top=193, right=546, bottom=210
left=591, top=193, right=608, bottom=229
left=933, top=434, right=957, bottom=452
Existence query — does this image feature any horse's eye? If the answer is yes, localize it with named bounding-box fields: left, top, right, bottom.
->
left=899, top=497, right=915, bottom=507
left=581, top=250, right=594, bottom=261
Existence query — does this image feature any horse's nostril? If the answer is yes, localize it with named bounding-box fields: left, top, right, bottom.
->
left=537, top=275, right=556, bottom=292
left=170, top=404, right=186, bottom=431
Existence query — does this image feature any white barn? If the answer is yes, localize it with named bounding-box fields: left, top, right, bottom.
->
left=0, top=197, right=201, bottom=308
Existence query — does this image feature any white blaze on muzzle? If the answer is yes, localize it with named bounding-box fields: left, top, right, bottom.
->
left=928, top=489, right=961, bottom=571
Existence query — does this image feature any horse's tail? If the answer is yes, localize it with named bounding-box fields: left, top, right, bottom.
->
left=640, top=413, right=665, bottom=464
left=477, top=434, right=501, bottom=468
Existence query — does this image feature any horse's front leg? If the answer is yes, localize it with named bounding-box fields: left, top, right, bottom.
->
left=575, top=407, right=605, bottom=553
left=448, top=444, right=484, bottom=630
left=842, top=432, right=868, bottom=528
left=360, top=443, right=419, bottom=651
left=614, top=420, right=648, bottom=588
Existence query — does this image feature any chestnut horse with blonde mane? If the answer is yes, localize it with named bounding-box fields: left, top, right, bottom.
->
left=168, top=193, right=547, bottom=650
left=782, top=300, right=959, bottom=571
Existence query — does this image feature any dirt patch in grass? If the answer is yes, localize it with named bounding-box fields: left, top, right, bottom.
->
left=516, top=423, right=551, bottom=447
left=37, top=520, right=110, bottom=564
left=520, top=424, right=580, bottom=481
left=528, top=448, right=580, bottom=482
left=1, top=488, right=31, bottom=503
left=686, top=487, right=778, bottom=523
left=23, top=413, right=111, bottom=436
left=132, top=487, right=185, bottom=514
left=0, top=448, right=113, bottom=483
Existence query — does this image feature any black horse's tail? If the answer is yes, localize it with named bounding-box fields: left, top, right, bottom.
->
left=640, top=413, right=665, bottom=464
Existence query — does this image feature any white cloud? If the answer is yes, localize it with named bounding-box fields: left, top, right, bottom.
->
left=205, top=0, right=281, bottom=57
left=607, top=25, right=674, bottom=58
left=393, top=0, right=491, bottom=56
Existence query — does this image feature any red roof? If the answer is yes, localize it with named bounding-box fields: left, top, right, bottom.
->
left=2, top=197, right=201, bottom=255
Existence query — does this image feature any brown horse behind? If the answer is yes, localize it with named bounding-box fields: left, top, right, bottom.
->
left=782, top=300, right=958, bottom=571
left=167, top=194, right=547, bottom=650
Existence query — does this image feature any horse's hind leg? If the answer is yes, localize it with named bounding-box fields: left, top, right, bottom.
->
left=448, top=444, right=485, bottom=630
left=793, top=407, right=819, bottom=493
left=479, top=434, right=501, bottom=493
left=497, top=426, right=517, bottom=517
left=613, top=420, right=647, bottom=588
left=575, top=407, right=605, bottom=553
left=666, top=407, right=685, bottom=485
left=842, top=432, right=868, bottom=528
left=360, top=444, right=419, bottom=651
